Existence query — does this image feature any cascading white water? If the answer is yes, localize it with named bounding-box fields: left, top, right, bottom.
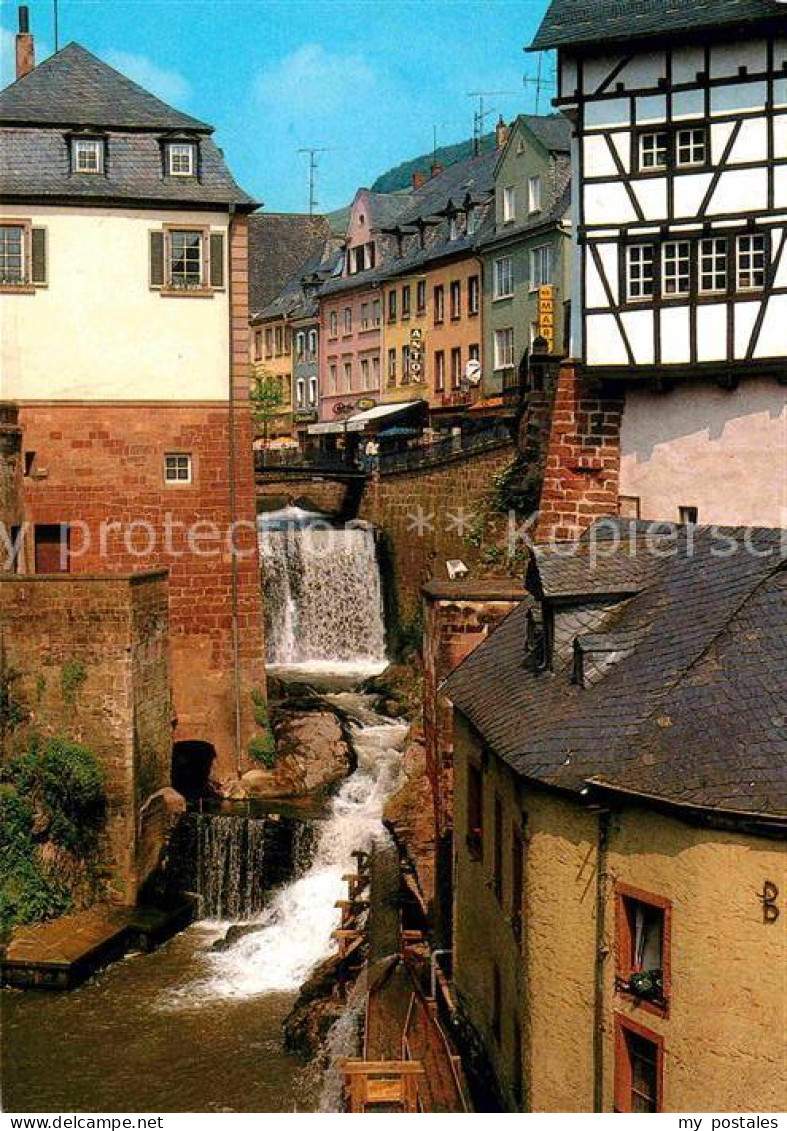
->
left=259, top=508, right=387, bottom=675
left=170, top=697, right=407, bottom=1003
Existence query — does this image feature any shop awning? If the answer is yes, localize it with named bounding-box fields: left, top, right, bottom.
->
left=307, top=400, right=425, bottom=436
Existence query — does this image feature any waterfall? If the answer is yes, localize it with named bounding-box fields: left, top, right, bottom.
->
left=259, top=508, right=387, bottom=673
left=169, top=697, right=408, bottom=1002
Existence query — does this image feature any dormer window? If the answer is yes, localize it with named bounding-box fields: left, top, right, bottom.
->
left=72, top=137, right=103, bottom=174
left=168, top=142, right=196, bottom=177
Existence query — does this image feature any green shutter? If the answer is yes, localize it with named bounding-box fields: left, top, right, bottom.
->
left=209, top=232, right=225, bottom=289
left=30, top=227, right=47, bottom=285
left=149, top=230, right=165, bottom=287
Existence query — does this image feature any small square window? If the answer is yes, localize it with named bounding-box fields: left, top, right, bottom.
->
left=626, top=244, right=655, bottom=301
left=165, top=453, right=192, bottom=483
left=679, top=505, right=698, bottom=525
left=638, top=131, right=669, bottom=171
left=662, top=240, right=691, bottom=297
left=699, top=237, right=728, bottom=294
left=168, top=143, right=196, bottom=176
left=737, top=233, right=766, bottom=291
left=73, top=137, right=103, bottom=174
left=676, top=127, right=707, bottom=167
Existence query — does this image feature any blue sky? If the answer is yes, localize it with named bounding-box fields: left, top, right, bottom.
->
left=1, top=0, right=554, bottom=212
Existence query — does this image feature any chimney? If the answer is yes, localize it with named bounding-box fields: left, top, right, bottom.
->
left=430, top=162, right=443, bottom=179
left=495, top=115, right=510, bottom=150
left=412, top=170, right=427, bottom=190
left=16, top=6, right=35, bottom=80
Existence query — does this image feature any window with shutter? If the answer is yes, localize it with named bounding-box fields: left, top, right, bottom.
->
left=150, top=230, right=165, bottom=288
left=209, top=232, right=225, bottom=289
left=30, top=228, right=47, bottom=285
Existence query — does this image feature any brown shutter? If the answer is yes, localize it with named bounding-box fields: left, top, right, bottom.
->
left=209, top=232, right=225, bottom=289
left=30, top=227, right=47, bottom=284
left=149, top=230, right=165, bottom=287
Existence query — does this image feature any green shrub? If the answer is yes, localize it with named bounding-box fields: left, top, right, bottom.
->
left=0, top=784, right=72, bottom=933
left=248, top=732, right=276, bottom=769
left=251, top=687, right=269, bottom=730
left=61, top=658, right=87, bottom=704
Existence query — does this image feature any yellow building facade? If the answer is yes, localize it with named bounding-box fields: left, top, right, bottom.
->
left=250, top=315, right=293, bottom=443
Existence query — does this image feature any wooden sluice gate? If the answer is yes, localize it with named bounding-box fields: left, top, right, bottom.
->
left=338, top=839, right=470, bottom=1113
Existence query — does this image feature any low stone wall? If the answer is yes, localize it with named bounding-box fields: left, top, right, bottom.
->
left=256, top=476, right=352, bottom=516
left=0, top=570, right=175, bottom=903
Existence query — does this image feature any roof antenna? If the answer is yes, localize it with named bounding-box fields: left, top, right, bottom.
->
left=297, top=147, right=334, bottom=215
left=53, top=0, right=59, bottom=52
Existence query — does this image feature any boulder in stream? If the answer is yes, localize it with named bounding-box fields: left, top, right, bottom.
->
left=239, top=710, right=354, bottom=799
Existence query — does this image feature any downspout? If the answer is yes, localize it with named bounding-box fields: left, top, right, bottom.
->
left=227, top=202, right=244, bottom=777
left=593, top=808, right=611, bottom=1112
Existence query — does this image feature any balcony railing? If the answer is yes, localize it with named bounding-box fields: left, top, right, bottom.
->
left=377, top=423, right=512, bottom=475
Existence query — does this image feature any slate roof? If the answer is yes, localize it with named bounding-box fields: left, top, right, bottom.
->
left=253, top=239, right=341, bottom=323
left=531, top=0, right=787, bottom=51
left=0, top=43, right=209, bottom=130
left=0, top=43, right=255, bottom=209
left=444, top=522, right=787, bottom=823
left=517, top=113, right=572, bottom=153
left=248, top=213, right=331, bottom=315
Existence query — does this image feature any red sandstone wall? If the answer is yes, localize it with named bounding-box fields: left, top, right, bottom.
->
left=0, top=572, right=171, bottom=902
left=535, top=363, right=624, bottom=543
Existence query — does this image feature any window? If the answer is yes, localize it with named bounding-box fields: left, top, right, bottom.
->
left=679, top=505, right=698, bottom=524
left=511, top=823, right=524, bottom=945
left=264, top=329, right=273, bottom=357
left=387, top=348, right=397, bottom=385
left=34, top=525, right=70, bottom=575
left=329, top=311, right=338, bottom=338
left=343, top=361, right=352, bottom=391
left=466, top=205, right=479, bottom=235
left=72, top=137, right=103, bottom=174
left=360, top=302, right=369, bottom=330
left=388, top=289, right=397, bottom=322
left=494, top=327, right=515, bottom=370
left=616, top=884, right=670, bottom=1013
left=168, top=142, right=196, bottom=176
left=308, top=376, right=318, bottom=406
left=615, top=1019, right=663, bottom=1113
left=530, top=245, right=554, bottom=290
left=502, top=185, right=516, bottom=223
left=433, top=284, right=445, bottom=323
left=699, top=237, right=728, bottom=294
left=618, top=495, right=641, bottom=520
left=284, top=326, right=292, bottom=355
left=435, top=349, right=446, bottom=392
left=662, top=240, right=690, bottom=296
left=295, top=377, right=306, bottom=408
left=253, top=330, right=262, bottom=361
left=493, top=795, right=503, bottom=902
left=401, top=284, right=411, bottom=318
left=450, top=279, right=461, bottom=320
left=308, top=329, right=318, bottom=359
left=737, top=233, right=765, bottom=290
left=295, top=331, right=306, bottom=360
left=372, top=299, right=381, bottom=327
left=274, top=326, right=283, bottom=356
left=449, top=213, right=459, bottom=241
left=468, top=274, right=480, bottom=316
left=0, top=225, right=24, bottom=285
left=638, top=131, right=668, bottom=170
left=361, top=358, right=370, bottom=389
left=371, top=356, right=380, bottom=389
left=416, top=279, right=426, bottom=314
left=329, top=363, right=338, bottom=392
left=528, top=175, right=542, bottom=213
left=451, top=346, right=462, bottom=390
left=676, top=127, right=707, bottom=167
left=626, top=244, right=655, bottom=301
left=469, top=342, right=480, bottom=363
left=169, top=229, right=202, bottom=288
left=343, top=306, right=352, bottom=334
left=493, top=256, right=513, bottom=299
left=401, top=345, right=411, bottom=384
left=491, top=962, right=502, bottom=1045
left=165, top=453, right=192, bottom=483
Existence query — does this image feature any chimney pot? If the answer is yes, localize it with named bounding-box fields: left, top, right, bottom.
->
left=430, top=162, right=443, bottom=179
left=412, top=170, right=427, bottom=190
left=495, top=115, right=510, bottom=150
left=15, top=5, right=34, bottom=79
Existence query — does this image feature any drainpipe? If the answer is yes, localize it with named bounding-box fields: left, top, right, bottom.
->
left=593, top=808, right=611, bottom=1113
left=227, top=203, right=244, bottom=777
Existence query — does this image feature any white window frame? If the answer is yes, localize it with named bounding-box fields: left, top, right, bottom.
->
left=435, top=350, right=445, bottom=392
left=468, top=274, right=480, bottom=316
left=329, top=311, right=338, bottom=338
left=372, top=299, right=381, bottom=327
left=295, top=377, right=306, bottom=408
left=329, top=363, right=338, bottom=392
left=675, top=127, right=706, bottom=168
left=73, top=137, right=103, bottom=174
left=168, top=142, right=196, bottom=176
left=528, top=175, right=542, bottom=214
left=502, top=185, right=516, bottom=223
left=308, top=329, right=318, bottom=359
left=343, top=361, right=352, bottom=391
left=638, top=131, right=669, bottom=171
left=295, top=331, right=306, bottom=360
left=164, top=453, right=192, bottom=484
left=699, top=237, right=728, bottom=295
left=661, top=240, right=691, bottom=297
left=736, top=233, right=766, bottom=291
left=308, top=376, right=318, bottom=406
left=626, top=244, right=655, bottom=301
left=169, top=228, right=204, bottom=289
left=361, top=358, right=370, bottom=389
left=530, top=245, right=554, bottom=291
left=493, top=256, right=514, bottom=300
left=493, top=327, right=515, bottom=370
left=0, top=224, right=26, bottom=285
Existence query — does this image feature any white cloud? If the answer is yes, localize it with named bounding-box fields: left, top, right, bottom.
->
left=103, top=49, right=191, bottom=106
left=254, top=43, right=376, bottom=117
